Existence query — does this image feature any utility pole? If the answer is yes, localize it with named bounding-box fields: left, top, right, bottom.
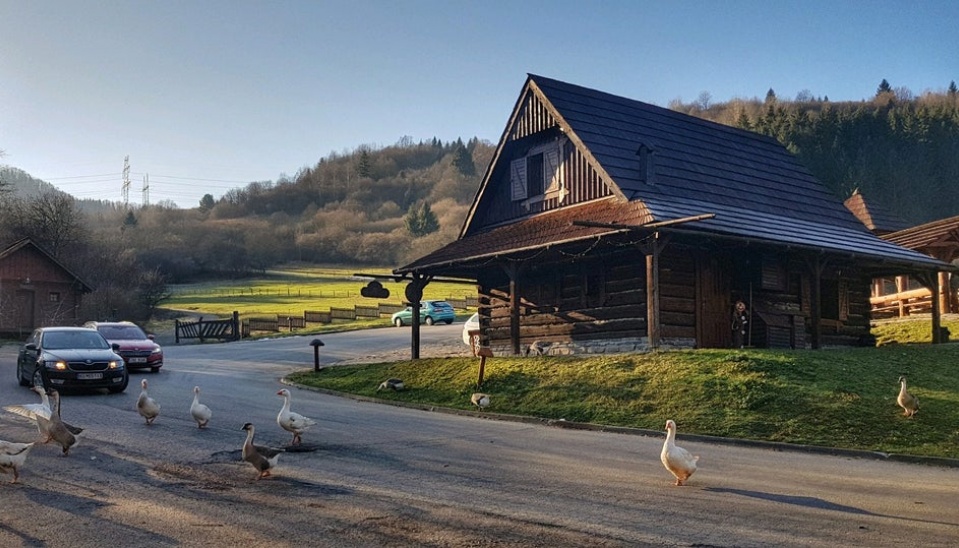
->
left=122, top=155, right=131, bottom=205
left=142, top=173, right=150, bottom=206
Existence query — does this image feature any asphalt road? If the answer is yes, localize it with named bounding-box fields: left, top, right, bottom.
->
left=1, top=325, right=958, bottom=547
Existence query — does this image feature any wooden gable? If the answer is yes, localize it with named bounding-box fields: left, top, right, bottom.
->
left=464, top=81, right=619, bottom=235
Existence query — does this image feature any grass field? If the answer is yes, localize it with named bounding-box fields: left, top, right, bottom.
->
left=289, top=342, right=959, bottom=459
left=162, top=266, right=476, bottom=325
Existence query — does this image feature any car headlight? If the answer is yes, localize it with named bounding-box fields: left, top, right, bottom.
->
left=151, top=347, right=162, bottom=355
left=109, top=360, right=123, bottom=369
left=45, top=360, right=67, bottom=371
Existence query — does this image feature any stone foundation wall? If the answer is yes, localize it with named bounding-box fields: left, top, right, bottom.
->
left=490, top=336, right=697, bottom=357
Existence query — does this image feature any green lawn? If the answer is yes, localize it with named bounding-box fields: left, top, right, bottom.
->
left=289, top=343, right=959, bottom=459
left=162, top=266, right=476, bottom=328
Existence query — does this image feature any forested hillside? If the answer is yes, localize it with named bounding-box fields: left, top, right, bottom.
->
left=671, top=80, right=959, bottom=224
left=5, top=137, right=494, bottom=280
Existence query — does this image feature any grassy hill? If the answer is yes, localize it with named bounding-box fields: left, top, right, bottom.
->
left=289, top=343, right=959, bottom=459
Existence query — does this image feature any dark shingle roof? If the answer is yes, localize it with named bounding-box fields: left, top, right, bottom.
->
left=400, top=198, right=651, bottom=272
left=882, top=215, right=959, bottom=259
left=532, top=75, right=865, bottom=232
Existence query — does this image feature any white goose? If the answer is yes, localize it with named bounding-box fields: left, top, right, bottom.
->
left=3, top=385, right=52, bottom=436
left=0, top=439, right=36, bottom=483
left=470, top=392, right=490, bottom=410
left=241, top=423, right=283, bottom=480
left=377, top=378, right=405, bottom=392
left=661, top=419, right=699, bottom=486
left=276, top=388, right=316, bottom=445
left=190, top=386, right=212, bottom=428
left=137, top=379, right=161, bottom=425
left=4, top=386, right=78, bottom=456
left=897, top=376, right=919, bottom=418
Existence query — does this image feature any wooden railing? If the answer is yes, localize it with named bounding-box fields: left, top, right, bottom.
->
left=870, top=288, right=933, bottom=318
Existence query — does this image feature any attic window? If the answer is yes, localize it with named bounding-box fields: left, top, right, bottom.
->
left=637, top=144, right=655, bottom=184
left=510, top=139, right=567, bottom=205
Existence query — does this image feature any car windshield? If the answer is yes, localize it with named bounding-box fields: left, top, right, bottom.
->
left=42, top=331, right=110, bottom=350
left=98, top=325, right=147, bottom=340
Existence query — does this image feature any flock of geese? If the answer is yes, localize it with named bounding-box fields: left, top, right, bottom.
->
left=0, top=378, right=321, bottom=482
left=0, top=373, right=923, bottom=485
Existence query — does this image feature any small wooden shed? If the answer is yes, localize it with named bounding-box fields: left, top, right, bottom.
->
left=0, top=238, right=92, bottom=337
left=395, top=75, right=948, bottom=356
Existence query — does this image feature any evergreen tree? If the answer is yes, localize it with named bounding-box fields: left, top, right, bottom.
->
left=404, top=201, right=439, bottom=237
left=877, top=78, right=893, bottom=96
left=765, top=88, right=776, bottom=104
left=451, top=143, right=475, bottom=176
left=199, top=194, right=215, bottom=211
left=123, top=210, right=138, bottom=228
left=949, top=81, right=958, bottom=96
left=357, top=150, right=372, bottom=178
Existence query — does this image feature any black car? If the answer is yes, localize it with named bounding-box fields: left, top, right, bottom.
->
left=16, top=326, right=129, bottom=394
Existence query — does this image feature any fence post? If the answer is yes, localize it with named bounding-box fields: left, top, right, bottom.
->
left=175, top=319, right=180, bottom=344
left=232, top=311, right=240, bottom=340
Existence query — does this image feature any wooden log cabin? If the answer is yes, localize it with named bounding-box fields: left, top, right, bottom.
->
left=0, top=238, right=92, bottom=337
left=394, top=75, right=948, bottom=356
left=844, top=192, right=959, bottom=319
left=874, top=215, right=959, bottom=318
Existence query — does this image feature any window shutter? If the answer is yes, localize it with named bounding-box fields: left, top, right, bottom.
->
left=544, top=146, right=561, bottom=192
left=510, top=158, right=527, bottom=201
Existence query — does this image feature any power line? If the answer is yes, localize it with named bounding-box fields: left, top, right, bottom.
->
left=37, top=173, right=121, bottom=180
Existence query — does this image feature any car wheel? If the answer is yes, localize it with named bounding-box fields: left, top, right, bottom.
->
left=108, top=374, right=129, bottom=394
left=150, top=367, right=160, bottom=373
left=425, top=316, right=434, bottom=326
left=394, top=318, right=403, bottom=327
left=17, top=363, right=29, bottom=387
left=445, top=319, right=453, bottom=325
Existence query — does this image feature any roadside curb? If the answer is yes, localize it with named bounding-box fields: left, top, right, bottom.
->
left=282, top=379, right=959, bottom=469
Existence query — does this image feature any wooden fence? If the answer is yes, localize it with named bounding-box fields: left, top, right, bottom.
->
left=175, top=312, right=241, bottom=343
left=179, top=297, right=478, bottom=339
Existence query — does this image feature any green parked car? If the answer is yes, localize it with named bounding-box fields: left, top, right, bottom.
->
left=391, top=300, right=456, bottom=326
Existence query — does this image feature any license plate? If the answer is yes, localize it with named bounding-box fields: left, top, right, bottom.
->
left=128, top=358, right=147, bottom=363
left=77, top=372, right=103, bottom=380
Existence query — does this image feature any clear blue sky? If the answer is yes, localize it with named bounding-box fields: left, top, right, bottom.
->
left=1, top=0, right=956, bottom=208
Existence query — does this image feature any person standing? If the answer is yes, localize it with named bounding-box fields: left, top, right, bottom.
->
left=731, top=300, right=749, bottom=349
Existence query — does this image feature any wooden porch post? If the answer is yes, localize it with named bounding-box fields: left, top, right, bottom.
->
left=932, top=273, right=942, bottom=344
left=808, top=256, right=823, bottom=350
left=914, top=270, right=943, bottom=344
left=644, top=232, right=663, bottom=350
left=896, top=276, right=906, bottom=317
left=939, top=271, right=950, bottom=315
left=506, top=262, right=522, bottom=355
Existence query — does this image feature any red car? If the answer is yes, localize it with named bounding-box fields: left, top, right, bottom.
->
left=84, top=321, right=163, bottom=373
